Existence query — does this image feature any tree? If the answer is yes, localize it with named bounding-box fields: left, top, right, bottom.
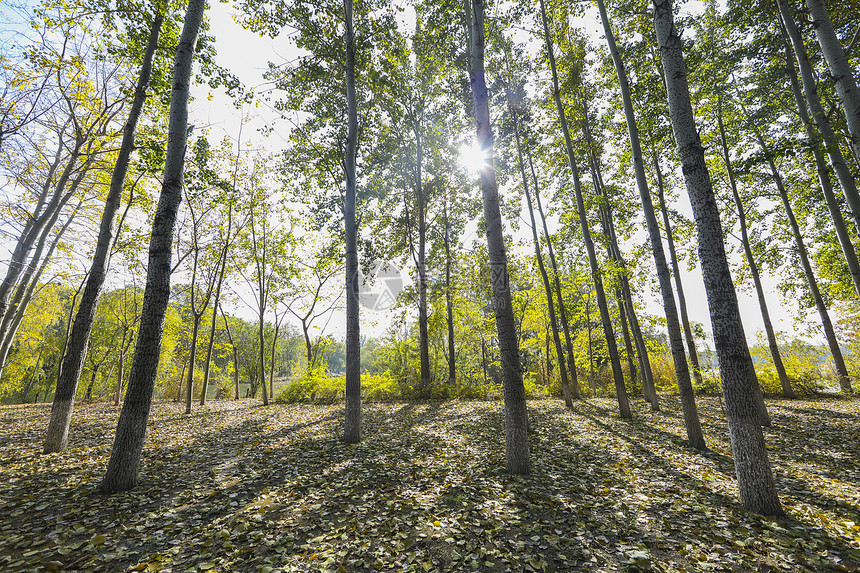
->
left=715, top=99, right=794, bottom=398
left=507, top=75, right=573, bottom=407
left=465, top=0, right=529, bottom=473
left=805, top=0, right=860, bottom=170
left=776, top=0, right=860, bottom=236
left=99, top=0, right=206, bottom=493
left=538, top=0, right=630, bottom=418
left=43, top=11, right=165, bottom=449
left=747, top=122, right=853, bottom=394
left=288, top=248, right=342, bottom=370
left=342, top=0, right=361, bottom=443
left=652, top=0, right=782, bottom=515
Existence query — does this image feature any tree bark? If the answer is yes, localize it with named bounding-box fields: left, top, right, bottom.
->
left=752, top=128, right=853, bottom=394
left=0, top=130, right=80, bottom=339
left=653, top=0, right=782, bottom=514
left=653, top=154, right=705, bottom=387
left=599, top=0, right=713, bottom=438
left=443, top=193, right=457, bottom=387
left=466, top=0, right=529, bottom=473
left=539, top=0, right=630, bottom=418
left=528, top=152, right=580, bottom=399
left=806, top=0, right=860, bottom=169
left=582, top=105, right=659, bottom=410
left=414, top=126, right=431, bottom=396
left=777, top=0, right=860, bottom=234
left=343, top=0, right=361, bottom=444
left=716, top=104, right=794, bottom=400
left=779, top=28, right=860, bottom=299
left=98, top=0, right=206, bottom=493
left=0, top=204, right=78, bottom=376
left=615, top=289, right=638, bottom=391
left=186, top=315, right=202, bottom=412
left=511, top=105, right=573, bottom=408
left=43, top=11, right=163, bottom=454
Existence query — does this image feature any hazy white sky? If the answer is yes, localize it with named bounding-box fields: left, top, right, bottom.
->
left=192, top=0, right=823, bottom=348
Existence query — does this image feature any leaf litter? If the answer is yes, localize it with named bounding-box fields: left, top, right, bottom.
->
left=0, top=396, right=858, bottom=572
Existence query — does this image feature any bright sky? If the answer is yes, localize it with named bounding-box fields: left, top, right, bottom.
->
left=192, top=1, right=822, bottom=348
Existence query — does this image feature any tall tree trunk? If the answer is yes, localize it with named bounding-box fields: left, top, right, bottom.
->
left=0, top=159, right=93, bottom=376
left=479, top=336, right=488, bottom=384
left=202, top=236, right=231, bottom=404
left=598, top=0, right=712, bottom=439
left=185, top=316, right=201, bottom=412
left=43, top=13, right=163, bottom=453
left=220, top=306, right=240, bottom=400
left=777, top=0, right=860, bottom=233
left=752, top=129, right=853, bottom=394
left=0, top=136, right=81, bottom=338
left=806, top=0, right=860, bottom=168
left=114, top=346, right=125, bottom=407
left=99, top=0, right=205, bottom=493
left=615, top=290, right=638, bottom=389
left=414, top=127, right=431, bottom=396
left=779, top=29, right=860, bottom=299
left=0, top=208, right=77, bottom=375
left=653, top=0, right=782, bottom=513
left=653, top=154, right=705, bottom=387
left=21, top=344, right=46, bottom=404
left=258, top=316, right=269, bottom=406
left=343, top=0, right=361, bottom=444
left=528, top=152, right=580, bottom=399
left=268, top=317, right=281, bottom=400
left=466, top=0, right=529, bottom=473
left=176, top=359, right=187, bottom=402
left=539, top=0, right=630, bottom=418
left=716, top=104, right=794, bottom=399
left=511, top=106, right=573, bottom=407
left=84, top=362, right=102, bottom=400
left=443, top=193, right=456, bottom=387
left=583, top=110, right=659, bottom=410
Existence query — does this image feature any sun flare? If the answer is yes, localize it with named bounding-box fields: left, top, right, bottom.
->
left=459, top=142, right=489, bottom=173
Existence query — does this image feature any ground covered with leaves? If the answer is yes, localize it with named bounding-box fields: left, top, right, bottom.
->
left=1, top=396, right=859, bottom=572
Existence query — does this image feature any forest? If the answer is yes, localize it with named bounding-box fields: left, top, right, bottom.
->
left=1, top=0, right=860, bottom=570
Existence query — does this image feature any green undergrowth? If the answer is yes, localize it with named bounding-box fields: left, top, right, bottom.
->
left=0, top=396, right=859, bottom=572
left=275, top=368, right=550, bottom=403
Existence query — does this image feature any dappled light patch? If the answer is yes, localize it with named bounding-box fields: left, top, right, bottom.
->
left=0, top=397, right=858, bottom=572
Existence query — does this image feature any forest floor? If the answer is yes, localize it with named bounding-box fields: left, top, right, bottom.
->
left=1, top=396, right=859, bottom=573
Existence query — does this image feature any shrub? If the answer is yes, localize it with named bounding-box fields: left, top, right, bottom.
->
left=275, top=368, right=404, bottom=403
left=752, top=337, right=827, bottom=396
left=275, top=368, right=343, bottom=404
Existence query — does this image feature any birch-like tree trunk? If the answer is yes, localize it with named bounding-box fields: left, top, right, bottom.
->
left=98, top=0, right=206, bottom=493
left=43, top=11, right=164, bottom=454
left=597, top=0, right=712, bottom=437
left=512, top=106, right=573, bottom=407
left=779, top=29, right=860, bottom=299
left=443, top=193, right=456, bottom=387
left=752, top=129, right=853, bottom=394
left=466, top=0, right=529, bottom=473
left=583, top=111, right=659, bottom=410
left=528, top=152, right=580, bottom=399
left=539, top=0, right=630, bottom=417
left=716, top=105, right=794, bottom=399
left=653, top=154, right=704, bottom=387
left=777, top=0, right=860, bottom=233
left=220, top=305, right=240, bottom=400
left=653, top=0, right=782, bottom=514
left=342, top=0, right=361, bottom=444
left=414, top=126, right=431, bottom=396
left=805, top=0, right=860, bottom=168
